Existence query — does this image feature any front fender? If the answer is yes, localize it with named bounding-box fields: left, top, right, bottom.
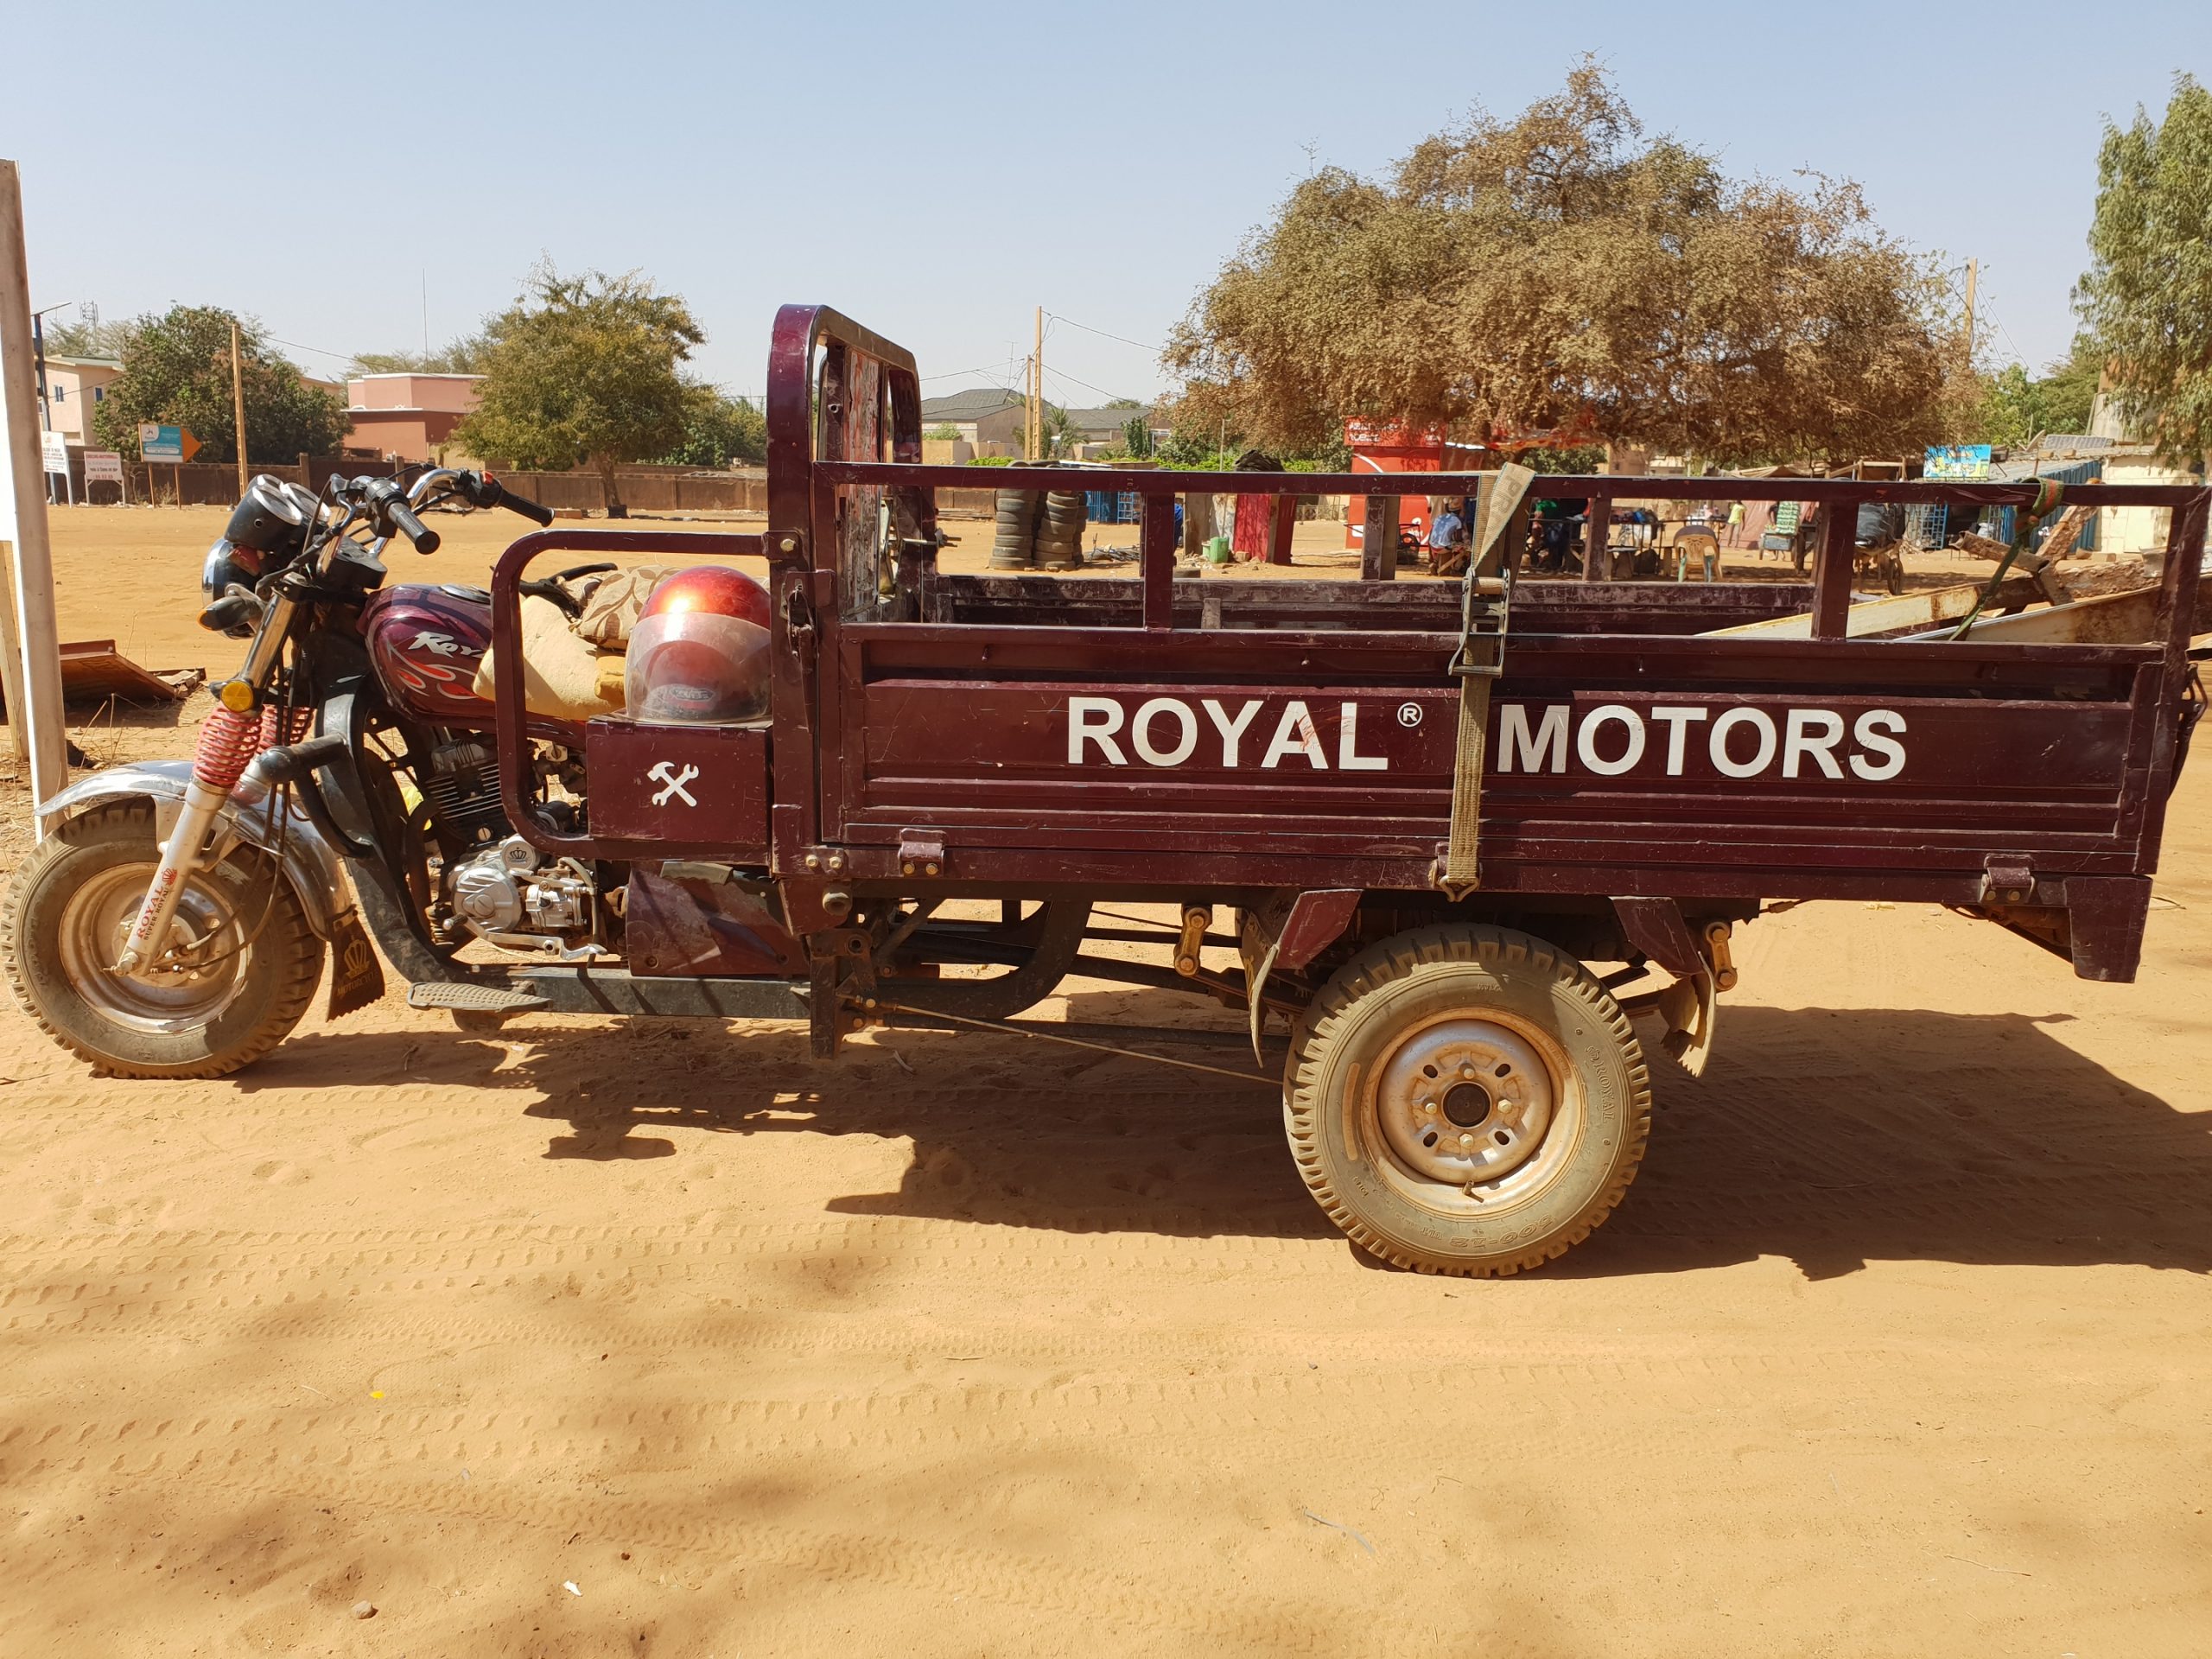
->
left=34, top=761, right=356, bottom=941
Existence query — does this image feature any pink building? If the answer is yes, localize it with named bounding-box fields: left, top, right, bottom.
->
left=346, top=372, right=483, bottom=462
left=38, top=353, right=124, bottom=446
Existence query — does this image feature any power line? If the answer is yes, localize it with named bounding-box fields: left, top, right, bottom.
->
left=1042, top=365, right=1146, bottom=408
left=920, top=364, right=1020, bottom=385
left=265, top=334, right=359, bottom=364
left=1044, top=311, right=1165, bottom=355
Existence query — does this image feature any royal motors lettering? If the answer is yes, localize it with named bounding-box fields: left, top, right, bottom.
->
left=1497, top=702, right=1907, bottom=782
left=1069, top=696, right=1389, bottom=770
left=1061, top=695, right=1908, bottom=781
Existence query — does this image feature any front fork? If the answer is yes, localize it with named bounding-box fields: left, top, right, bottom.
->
left=114, top=599, right=303, bottom=976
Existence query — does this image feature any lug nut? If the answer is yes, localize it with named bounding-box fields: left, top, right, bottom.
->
left=1459, top=1133, right=1473, bottom=1147
left=1460, top=1064, right=1477, bottom=1079
left=1421, top=1101, right=1436, bottom=1113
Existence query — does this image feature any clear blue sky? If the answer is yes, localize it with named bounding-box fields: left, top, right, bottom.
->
left=10, top=0, right=2204, bottom=408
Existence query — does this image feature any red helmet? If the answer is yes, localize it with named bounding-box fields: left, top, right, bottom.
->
left=626, top=565, right=772, bottom=723
left=642, top=564, right=773, bottom=628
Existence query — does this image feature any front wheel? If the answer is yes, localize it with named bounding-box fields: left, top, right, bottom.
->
left=2, top=801, right=326, bottom=1078
left=1284, top=925, right=1650, bottom=1275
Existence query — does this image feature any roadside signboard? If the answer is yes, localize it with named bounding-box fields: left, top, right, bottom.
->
left=1925, top=443, right=1993, bottom=481
left=138, top=423, right=200, bottom=464
left=84, top=450, right=124, bottom=493
left=39, top=429, right=67, bottom=475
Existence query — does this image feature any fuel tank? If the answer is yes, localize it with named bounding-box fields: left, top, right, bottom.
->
left=360, top=582, right=496, bottom=728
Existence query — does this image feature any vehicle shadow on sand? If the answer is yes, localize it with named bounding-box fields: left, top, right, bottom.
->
left=255, top=998, right=2212, bottom=1278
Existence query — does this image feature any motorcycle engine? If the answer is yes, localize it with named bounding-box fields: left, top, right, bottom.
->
left=421, top=739, right=511, bottom=849
left=449, top=836, right=596, bottom=944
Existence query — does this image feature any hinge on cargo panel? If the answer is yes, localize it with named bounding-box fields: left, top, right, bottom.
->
left=1981, top=855, right=2037, bottom=906
left=898, top=830, right=945, bottom=879
left=1433, top=463, right=1535, bottom=900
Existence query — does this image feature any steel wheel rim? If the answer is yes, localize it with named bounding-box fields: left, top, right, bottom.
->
left=1362, top=1008, right=1583, bottom=1217
left=54, top=862, right=255, bottom=1033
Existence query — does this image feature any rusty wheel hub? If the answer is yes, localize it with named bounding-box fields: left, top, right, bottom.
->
left=1373, top=1018, right=1556, bottom=1187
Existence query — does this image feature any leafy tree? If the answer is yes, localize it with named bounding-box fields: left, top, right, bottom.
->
left=453, top=263, right=704, bottom=516
left=346, top=337, right=488, bottom=377
left=1040, top=404, right=1079, bottom=457
left=2076, top=73, right=2212, bottom=466
left=1168, top=62, right=1964, bottom=467
left=925, top=423, right=962, bottom=442
left=92, top=306, right=350, bottom=464
left=1119, top=414, right=1154, bottom=457
left=1971, top=339, right=2103, bottom=447
left=40, top=316, right=130, bottom=359
left=660, top=387, right=767, bottom=467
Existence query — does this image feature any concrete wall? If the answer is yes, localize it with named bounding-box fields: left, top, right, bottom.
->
left=2098, top=457, right=2207, bottom=556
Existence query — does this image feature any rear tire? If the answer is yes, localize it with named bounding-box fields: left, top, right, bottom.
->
left=1, top=801, right=325, bottom=1079
left=1284, top=925, right=1650, bottom=1275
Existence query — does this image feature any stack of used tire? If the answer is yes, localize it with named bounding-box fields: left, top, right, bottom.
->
left=1035, top=490, right=1086, bottom=569
left=989, top=468, right=1088, bottom=570
left=989, top=487, right=1040, bottom=569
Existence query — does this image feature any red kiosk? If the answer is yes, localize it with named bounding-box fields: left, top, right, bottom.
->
left=1341, top=422, right=1493, bottom=551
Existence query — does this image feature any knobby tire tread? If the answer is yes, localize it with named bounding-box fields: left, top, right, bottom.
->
left=1283, top=924, right=1652, bottom=1277
left=1, top=801, right=325, bottom=1080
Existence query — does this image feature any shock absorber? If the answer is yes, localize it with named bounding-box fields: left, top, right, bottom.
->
left=111, top=700, right=275, bottom=975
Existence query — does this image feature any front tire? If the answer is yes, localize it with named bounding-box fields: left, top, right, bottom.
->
left=2, top=801, right=325, bottom=1078
left=1284, top=925, right=1650, bottom=1275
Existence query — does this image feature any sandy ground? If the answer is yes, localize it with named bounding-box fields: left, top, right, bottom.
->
left=1, top=505, right=2209, bottom=1656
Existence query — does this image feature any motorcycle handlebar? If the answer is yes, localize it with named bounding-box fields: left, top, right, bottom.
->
left=387, top=499, right=441, bottom=554
left=482, top=476, right=555, bottom=527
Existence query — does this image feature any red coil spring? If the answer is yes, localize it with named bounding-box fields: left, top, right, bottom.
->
left=259, top=704, right=312, bottom=747
left=192, top=707, right=264, bottom=791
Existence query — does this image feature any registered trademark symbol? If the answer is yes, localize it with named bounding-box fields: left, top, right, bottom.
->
left=1396, top=702, right=1423, bottom=728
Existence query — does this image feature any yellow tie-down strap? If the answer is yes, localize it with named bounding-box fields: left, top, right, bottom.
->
left=1436, top=463, right=1535, bottom=900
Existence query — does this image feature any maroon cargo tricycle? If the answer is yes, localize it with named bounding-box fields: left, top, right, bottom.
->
left=9, top=304, right=2209, bottom=1276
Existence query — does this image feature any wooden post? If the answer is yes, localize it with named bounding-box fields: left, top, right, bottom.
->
left=1962, top=257, right=1979, bottom=366
left=1268, top=494, right=1296, bottom=565
left=1810, top=499, right=1859, bottom=639
left=1181, top=487, right=1212, bottom=559
left=1360, top=493, right=1397, bottom=582
left=1582, top=490, right=1612, bottom=583
left=0, top=159, right=69, bottom=804
left=1030, top=306, right=1043, bottom=461
left=231, top=318, right=249, bottom=497
left=1141, top=492, right=1175, bottom=629
left=0, top=537, right=25, bottom=760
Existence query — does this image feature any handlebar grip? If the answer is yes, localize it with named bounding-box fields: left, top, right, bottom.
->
left=388, top=501, right=441, bottom=554
left=496, top=484, right=555, bottom=527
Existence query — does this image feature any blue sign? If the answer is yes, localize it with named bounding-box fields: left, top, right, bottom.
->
left=1925, top=444, right=1992, bottom=481
left=139, top=423, right=191, bottom=463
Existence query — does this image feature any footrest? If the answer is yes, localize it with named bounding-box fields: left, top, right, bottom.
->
left=406, top=982, right=552, bottom=1014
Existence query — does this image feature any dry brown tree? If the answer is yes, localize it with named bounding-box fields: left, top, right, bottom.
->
left=1167, top=64, right=1967, bottom=466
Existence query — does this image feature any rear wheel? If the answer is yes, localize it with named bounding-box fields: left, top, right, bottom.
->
left=1, top=801, right=325, bottom=1078
left=1284, top=925, right=1649, bottom=1275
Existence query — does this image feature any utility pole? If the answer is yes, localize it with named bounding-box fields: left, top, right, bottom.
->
left=231, top=318, right=249, bottom=496
left=1031, top=305, right=1043, bottom=461
left=0, top=158, right=70, bottom=804
left=1962, top=257, right=1979, bottom=367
